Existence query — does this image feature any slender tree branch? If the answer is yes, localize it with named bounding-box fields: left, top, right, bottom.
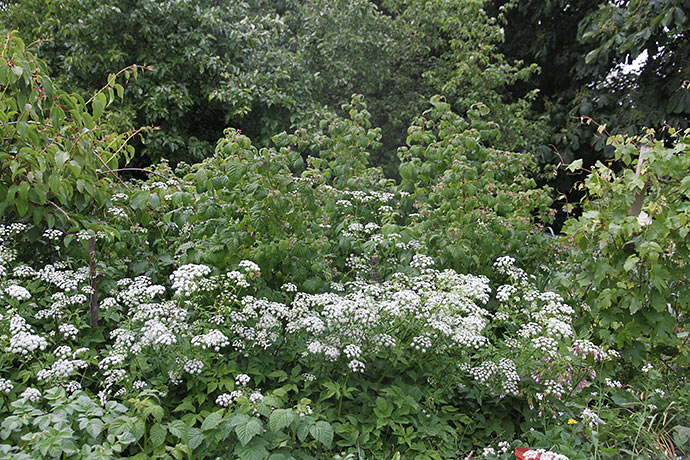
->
left=47, top=199, right=71, bottom=221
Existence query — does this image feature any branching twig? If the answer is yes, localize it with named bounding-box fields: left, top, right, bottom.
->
left=47, top=199, right=72, bottom=221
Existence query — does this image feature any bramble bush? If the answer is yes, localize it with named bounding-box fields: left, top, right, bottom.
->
left=397, top=96, right=559, bottom=276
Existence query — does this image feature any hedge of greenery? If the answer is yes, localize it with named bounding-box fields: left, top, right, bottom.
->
left=1, top=32, right=689, bottom=460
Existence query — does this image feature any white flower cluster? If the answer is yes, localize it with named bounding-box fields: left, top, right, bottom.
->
left=410, top=254, right=435, bottom=270
left=343, top=344, right=361, bottom=359
left=581, top=408, right=605, bottom=427
left=20, top=387, right=41, bottom=402
left=571, top=339, right=618, bottom=361
left=216, top=393, right=237, bottom=407
left=12, top=265, right=36, bottom=278
left=523, top=449, right=570, bottom=460
left=108, top=207, right=128, bottom=219
left=116, top=276, right=165, bottom=307
left=37, top=358, right=88, bottom=381
left=410, top=335, right=432, bottom=353
left=100, top=297, right=119, bottom=311
left=238, top=260, right=260, bottom=273
left=348, top=359, right=365, bottom=373
left=183, top=359, right=204, bottom=375
left=191, top=329, right=230, bottom=351
left=605, top=378, right=623, bottom=389
left=481, top=441, right=510, bottom=458
left=4, top=285, right=31, bottom=301
left=36, top=264, right=89, bottom=292
left=0, top=378, right=13, bottom=393
left=227, top=270, right=249, bottom=288
left=7, top=315, right=48, bottom=355
left=59, top=323, right=79, bottom=340
left=281, top=282, right=297, bottom=292
left=532, top=336, right=558, bottom=356
left=496, top=284, right=517, bottom=302
left=170, top=264, right=212, bottom=296
left=235, top=374, right=251, bottom=386
left=295, top=404, right=313, bottom=417
left=65, top=381, right=82, bottom=393
left=43, top=229, right=64, bottom=241
left=140, top=320, right=178, bottom=347
left=469, top=358, right=519, bottom=396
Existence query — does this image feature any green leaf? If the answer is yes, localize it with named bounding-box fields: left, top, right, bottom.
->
left=93, top=93, right=107, bottom=119
left=297, top=423, right=309, bottom=442
left=130, top=191, right=149, bottom=210
left=55, top=150, right=69, bottom=168
left=187, top=427, right=204, bottom=449
left=86, top=419, right=104, bottom=438
left=16, top=196, right=28, bottom=217
left=150, top=423, right=167, bottom=448
left=201, top=412, right=224, bottom=431
left=567, top=159, right=583, bottom=172
left=673, top=425, right=690, bottom=448
left=18, top=181, right=30, bottom=201
left=269, top=409, right=295, bottom=433
left=623, top=255, right=640, bottom=272
left=168, top=420, right=188, bottom=443
left=235, top=418, right=262, bottom=446
left=268, top=454, right=291, bottom=460
left=148, top=193, right=162, bottom=209
left=234, top=438, right=269, bottom=460
left=309, top=421, right=333, bottom=448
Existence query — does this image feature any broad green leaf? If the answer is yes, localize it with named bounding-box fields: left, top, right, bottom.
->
left=86, top=419, right=104, bottom=438
left=187, top=427, right=204, bottom=449
left=234, top=439, right=269, bottom=460
left=167, top=420, right=188, bottom=443
left=309, top=421, right=333, bottom=448
left=150, top=423, right=167, bottom=448
left=623, top=255, right=640, bottom=272
left=201, top=412, right=224, bottom=431
left=235, top=418, right=262, bottom=446
left=268, top=409, right=295, bottom=433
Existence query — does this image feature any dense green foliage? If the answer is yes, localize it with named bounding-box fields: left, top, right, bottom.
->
left=492, top=0, right=690, bottom=197
left=0, top=0, right=689, bottom=457
left=561, top=130, right=690, bottom=365
left=0, top=0, right=551, bottom=174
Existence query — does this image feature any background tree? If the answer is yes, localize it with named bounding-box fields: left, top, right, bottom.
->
left=490, top=0, right=690, bottom=220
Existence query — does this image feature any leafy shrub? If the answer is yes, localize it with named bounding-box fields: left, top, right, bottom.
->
left=0, top=32, right=143, bottom=229
left=397, top=96, right=557, bottom=276
left=561, top=128, right=690, bottom=365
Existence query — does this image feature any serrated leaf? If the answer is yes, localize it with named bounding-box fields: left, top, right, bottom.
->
left=167, top=420, right=188, bottom=443
left=309, top=421, right=333, bottom=448
left=187, top=427, right=204, bottom=449
left=150, top=423, right=167, bottom=448
left=234, top=439, right=269, bottom=460
left=268, top=454, right=291, bottom=460
left=86, top=419, right=104, bottom=438
left=235, top=418, right=262, bottom=446
left=201, top=412, right=224, bottom=431
left=673, top=425, right=690, bottom=448
left=269, top=409, right=295, bottom=433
